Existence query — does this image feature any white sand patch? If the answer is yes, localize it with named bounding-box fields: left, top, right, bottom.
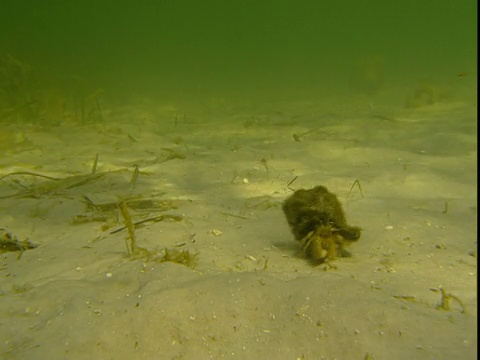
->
left=1, top=96, right=476, bottom=359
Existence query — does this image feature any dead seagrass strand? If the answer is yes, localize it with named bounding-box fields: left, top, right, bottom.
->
left=118, top=201, right=136, bottom=255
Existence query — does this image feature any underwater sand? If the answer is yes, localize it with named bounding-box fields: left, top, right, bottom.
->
left=0, top=93, right=477, bottom=359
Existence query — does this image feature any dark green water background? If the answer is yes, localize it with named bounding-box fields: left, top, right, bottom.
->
left=0, top=0, right=476, bottom=103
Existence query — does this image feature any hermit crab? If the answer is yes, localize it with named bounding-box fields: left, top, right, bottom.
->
left=282, top=185, right=361, bottom=265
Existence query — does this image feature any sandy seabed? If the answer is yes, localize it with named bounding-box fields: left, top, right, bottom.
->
left=0, top=92, right=477, bottom=360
